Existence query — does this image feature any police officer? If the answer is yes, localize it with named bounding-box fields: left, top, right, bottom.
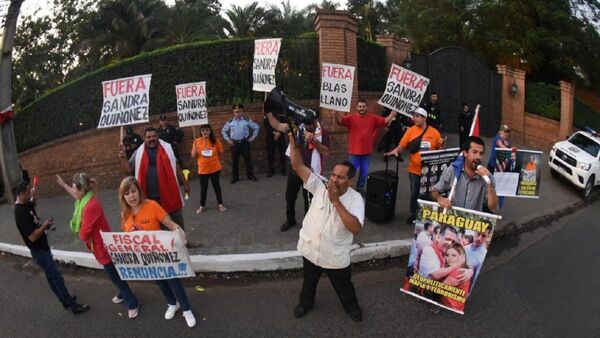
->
left=122, top=126, right=143, bottom=159
left=421, top=92, right=442, bottom=131
left=221, top=104, right=260, bottom=184
left=157, top=114, right=184, bottom=165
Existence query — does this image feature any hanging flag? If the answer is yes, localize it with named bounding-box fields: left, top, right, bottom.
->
left=0, top=105, right=14, bottom=124
left=469, top=104, right=480, bottom=137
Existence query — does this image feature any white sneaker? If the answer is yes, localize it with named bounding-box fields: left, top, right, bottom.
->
left=112, top=295, right=124, bottom=304
left=183, top=310, right=196, bottom=328
left=164, top=302, right=180, bottom=320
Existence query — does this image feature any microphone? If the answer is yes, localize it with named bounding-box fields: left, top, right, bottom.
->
left=477, top=165, right=491, bottom=184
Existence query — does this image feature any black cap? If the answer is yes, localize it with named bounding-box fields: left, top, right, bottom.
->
left=159, top=114, right=167, bottom=120
left=232, top=104, right=244, bottom=110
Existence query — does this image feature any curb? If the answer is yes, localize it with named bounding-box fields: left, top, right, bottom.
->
left=0, top=239, right=413, bottom=273
left=2, top=193, right=594, bottom=273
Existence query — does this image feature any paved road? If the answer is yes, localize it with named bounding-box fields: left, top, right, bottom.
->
left=1, top=200, right=598, bottom=337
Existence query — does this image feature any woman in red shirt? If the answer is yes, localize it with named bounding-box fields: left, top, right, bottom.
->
left=119, top=176, right=196, bottom=328
left=191, top=123, right=227, bottom=213
left=56, top=173, right=140, bottom=319
left=441, top=242, right=471, bottom=312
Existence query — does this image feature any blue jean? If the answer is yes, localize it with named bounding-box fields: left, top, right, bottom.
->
left=155, top=279, right=190, bottom=311
left=348, top=154, right=372, bottom=190
left=103, top=263, right=139, bottom=310
left=30, top=249, right=76, bottom=309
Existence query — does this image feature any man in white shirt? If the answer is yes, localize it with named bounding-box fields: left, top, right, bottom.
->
left=287, top=128, right=365, bottom=322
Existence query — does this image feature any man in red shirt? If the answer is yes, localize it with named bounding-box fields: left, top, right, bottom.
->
left=335, top=99, right=396, bottom=193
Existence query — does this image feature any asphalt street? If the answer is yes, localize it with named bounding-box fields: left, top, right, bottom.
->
left=1, top=200, right=598, bottom=337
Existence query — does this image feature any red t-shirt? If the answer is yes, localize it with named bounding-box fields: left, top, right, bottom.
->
left=341, top=113, right=387, bottom=155
left=80, top=197, right=112, bottom=266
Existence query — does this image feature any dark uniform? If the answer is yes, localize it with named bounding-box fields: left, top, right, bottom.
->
left=421, top=99, right=442, bottom=131
left=157, top=122, right=184, bottom=165
left=122, top=128, right=143, bottom=159
left=264, top=113, right=287, bottom=177
left=457, top=105, right=474, bottom=148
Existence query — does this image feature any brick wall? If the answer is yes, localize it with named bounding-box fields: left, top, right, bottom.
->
left=523, top=112, right=561, bottom=150
left=19, top=100, right=321, bottom=197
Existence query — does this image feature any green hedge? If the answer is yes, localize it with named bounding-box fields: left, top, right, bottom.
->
left=15, top=37, right=319, bottom=151
left=357, top=38, right=387, bottom=92
left=526, top=81, right=600, bottom=131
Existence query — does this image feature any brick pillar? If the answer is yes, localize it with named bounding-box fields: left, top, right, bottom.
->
left=559, top=81, right=575, bottom=139
left=376, top=35, right=412, bottom=72
left=314, top=10, right=359, bottom=132
left=497, top=65, right=526, bottom=143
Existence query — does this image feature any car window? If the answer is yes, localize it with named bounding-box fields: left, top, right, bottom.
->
left=568, top=134, right=600, bottom=158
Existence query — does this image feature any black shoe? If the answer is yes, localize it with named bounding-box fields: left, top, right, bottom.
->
left=267, top=170, right=274, bottom=177
left=72, top=303, right=90, bottom=314
left=406, top=215, right=416, bottom=224
left=62, top=295, right=77, bottom=308
left=230, top=178, right=238, bottom=184
left=280, top=221, right=297, bottom=232
left=248, top=175, right=258, bottom=181
left=349, top=308, right=363, bottom=322
left=293, top=304, right=311, bottom=319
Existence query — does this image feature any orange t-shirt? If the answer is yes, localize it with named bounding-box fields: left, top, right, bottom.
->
left=400, top=125, right=442, bottom=175
left=194, top=137, right=224, bottom=175
left=122, top=199, right=168, bottom=232
left=525, top=161, right=537, bottom=171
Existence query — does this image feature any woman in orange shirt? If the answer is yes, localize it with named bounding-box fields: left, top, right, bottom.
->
left=191, top=123, right=227, bottom=213
left=119, top=176, right=196, bottom=328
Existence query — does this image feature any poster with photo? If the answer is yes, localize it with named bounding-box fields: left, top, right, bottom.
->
left=401, top=200, right=501, bottom=314
left=492, top=148, right=542, bottom=198
left=420, top=148, right=461, bottom=197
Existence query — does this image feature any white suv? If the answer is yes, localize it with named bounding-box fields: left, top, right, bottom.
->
left=549, top=130, right=600, bottom=198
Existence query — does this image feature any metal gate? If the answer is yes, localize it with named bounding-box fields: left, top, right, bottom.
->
left=411, top=47, right=501, bottom=137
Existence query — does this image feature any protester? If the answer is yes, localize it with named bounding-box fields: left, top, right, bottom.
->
left=377, top=108, right=410, bottom=161
left=440, top=242, right=471, bottom=312
left=287, top=128, right=365, bottom=322
left=13, top=180, right=90, bottom=314
left=431, top=136, right=499, bottom=213
left=421, top=92, right=442, bottom=131
left=122, top=126, right=143, bottom=159
left=118, top=127, right=199, bottom=248
left=56, top=173, right=140, bottom=318
left=157, top=114, right=184, bottom=166
left=263, top=111, right=287, bottom=177
left=457, top=102, right=473, bottom=148
left=191, top=124, right=227, bottom=214
left=487, top=124, right=512, bottom=173
left=221, top=104, right=260, bottom=183
left=335, top=98, right=396, bottom=193
left=385, top=107, right=444, bottom=224
left=118, top=176, right=196, bottom=328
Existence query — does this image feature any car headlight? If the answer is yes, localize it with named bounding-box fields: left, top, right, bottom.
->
left=577, top=162, right=591, bottom=171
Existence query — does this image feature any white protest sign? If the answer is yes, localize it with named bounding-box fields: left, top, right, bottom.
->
left=378, top=64, right=429, bottom=118
left=101, top=231, right=195, bottom=281
left=253, top=38, right=282, bottom=92
left=175, top=81, right=208, bottom=127
left=319, top=63, right=355, bottom=112
left=98, top=74, right=152, bottom=128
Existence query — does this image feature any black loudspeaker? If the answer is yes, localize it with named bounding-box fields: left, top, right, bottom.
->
left=264, top=87, right=317, bottom=125
left=366, top=157, right=400, bottom=223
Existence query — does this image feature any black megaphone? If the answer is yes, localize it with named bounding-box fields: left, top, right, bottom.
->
left=264, top=87, right=317, bottom=125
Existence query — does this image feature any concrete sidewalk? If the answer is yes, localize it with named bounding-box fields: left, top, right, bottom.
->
left=0, top=134, right=585, bottom=271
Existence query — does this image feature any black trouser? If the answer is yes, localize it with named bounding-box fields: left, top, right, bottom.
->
left=459, top=130, right=469, bottom=150
left=231, top=140, right=253, bottom=179
left=199, top=170, right=223, bottom=206
left=266, top=132, right=287, bottom=174
left=286, top=161, right=310, bottom=225
left=299, top=257, right=360, bottom=312
left=409, top=173, right=421, bottom=218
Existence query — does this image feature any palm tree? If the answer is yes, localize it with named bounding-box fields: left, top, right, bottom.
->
left=82, top=0, right=166, bottom=60
left=161, top=0, right=227, bottom=45
left=268, top=1, right=313, bottom=37
left=223, top=2, right=276, bottom=37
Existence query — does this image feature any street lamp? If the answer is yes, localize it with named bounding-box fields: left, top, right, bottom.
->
left=509, top=80, right=518, bottom=96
